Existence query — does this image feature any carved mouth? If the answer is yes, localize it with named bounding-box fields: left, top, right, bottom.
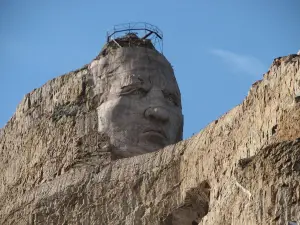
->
left=142, top=127, right=167, bottom=139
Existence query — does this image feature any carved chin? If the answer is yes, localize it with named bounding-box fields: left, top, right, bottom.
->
left=138, top=132, right=168, bottom=150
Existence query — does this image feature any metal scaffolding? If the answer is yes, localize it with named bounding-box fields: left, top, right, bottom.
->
left=106, top=22, right=163, bottom=53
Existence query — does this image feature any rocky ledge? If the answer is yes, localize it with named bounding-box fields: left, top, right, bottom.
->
left=0, top=55, right=300, bottom=224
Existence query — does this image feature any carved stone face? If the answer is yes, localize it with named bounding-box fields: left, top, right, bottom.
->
left=92, top=48, right=183, bottom=158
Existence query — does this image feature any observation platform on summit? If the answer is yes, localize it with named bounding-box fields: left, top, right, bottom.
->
left=106, top=22, right=164, bottom=53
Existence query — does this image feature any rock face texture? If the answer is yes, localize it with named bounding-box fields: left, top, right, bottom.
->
left=0, top=44, right=300, bottom=224
left=92, top=45, right=183, bottom=158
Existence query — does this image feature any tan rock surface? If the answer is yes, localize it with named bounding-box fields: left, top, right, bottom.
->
left=0, top=53, right=300, bottom=224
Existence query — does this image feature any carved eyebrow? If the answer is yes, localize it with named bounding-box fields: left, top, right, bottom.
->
left=162, top=88, right=180, bottom=98
left=121, top=82, right=143, bottom=89
left=120, top=76, right=149, bottom=91
left=120, top=83, right=148, bottom=96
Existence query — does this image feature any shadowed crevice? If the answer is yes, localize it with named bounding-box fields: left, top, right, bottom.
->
left=161, top=181, right=211, bottom=225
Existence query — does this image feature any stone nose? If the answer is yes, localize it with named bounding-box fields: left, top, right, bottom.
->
left=144, top=106, right=169, bottom=122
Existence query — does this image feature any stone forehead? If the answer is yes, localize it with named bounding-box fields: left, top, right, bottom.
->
left=90, top=47, right=174, bottom=75
left=110, top=47, right=170, bottom=62
left=90, top=47, right=179, bottom=98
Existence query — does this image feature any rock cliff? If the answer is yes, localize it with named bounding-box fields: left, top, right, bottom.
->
left=0, top=52, right=300, bottom=224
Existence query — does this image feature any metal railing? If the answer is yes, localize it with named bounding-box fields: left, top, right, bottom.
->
left=106, top=22, right=163, bottom=53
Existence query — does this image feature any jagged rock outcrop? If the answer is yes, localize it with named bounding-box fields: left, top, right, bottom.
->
left=0, top=53, right=300, bottom=224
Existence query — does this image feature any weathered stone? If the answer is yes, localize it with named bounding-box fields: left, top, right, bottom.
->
left=91, top=46, right=183, bottom=158
left=0, top=44, right=300, bottom=224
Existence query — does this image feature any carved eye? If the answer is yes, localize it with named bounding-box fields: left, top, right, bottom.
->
left=132, top=89, right=147, bottom=95
left=120, top=86, right=147, bottom=96
left=162, top=90, right=179, bottom=107
left=167, top=95, right=178, bottom=106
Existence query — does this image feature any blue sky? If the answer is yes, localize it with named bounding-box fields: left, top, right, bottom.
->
left=0, top=0, right=299, bottom=138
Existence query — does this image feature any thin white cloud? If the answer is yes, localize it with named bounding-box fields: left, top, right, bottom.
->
left=210, top=49, right=266, bottom=76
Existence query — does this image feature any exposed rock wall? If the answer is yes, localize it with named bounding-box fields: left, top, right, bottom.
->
left=0, top=53, right=300, bottom=224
